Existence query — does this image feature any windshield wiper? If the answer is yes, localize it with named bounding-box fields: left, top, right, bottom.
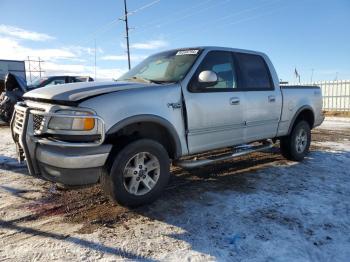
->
left=122, top=76, right=176, bottom=85
left=124, top=76, right=151, bottom=83
left=146, top=79, right=177, bottom=84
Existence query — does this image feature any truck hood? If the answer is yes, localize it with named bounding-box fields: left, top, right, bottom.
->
left=23, top=81, right=154, bottom=102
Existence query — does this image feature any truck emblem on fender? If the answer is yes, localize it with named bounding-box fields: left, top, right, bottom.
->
left=167, top=102, right=182, bottom=109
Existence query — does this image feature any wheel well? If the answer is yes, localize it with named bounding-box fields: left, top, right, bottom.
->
left=293, top=109, right=314, bottom=129
left=105, top=122, right=178, bottom=159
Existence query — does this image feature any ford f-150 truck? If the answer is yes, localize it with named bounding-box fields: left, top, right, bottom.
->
left=11, top=47, right=324, bottom=206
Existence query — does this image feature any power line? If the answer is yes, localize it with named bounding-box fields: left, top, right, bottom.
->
left=75, top=0, right=161, bottom=48
left=158, top=0, right=283, bottom=43
left=132, top=0, right=231, bottom=35
left=76, top=0, right=161, bottom=69
left=119, top=0, right=163, bottom=69
left=128, top=0, right=161, bottom=16
left=133, top=0, right=213, bottom=33
left=76, top=19, right=119, bottom=47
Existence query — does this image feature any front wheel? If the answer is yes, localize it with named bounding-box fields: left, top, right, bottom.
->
left=280, top=120, right=311, bottom=161
left=101, top=139, right=170, bottom=207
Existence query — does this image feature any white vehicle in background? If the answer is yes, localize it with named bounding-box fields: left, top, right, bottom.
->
left=11, top=46, right=324, bottom=206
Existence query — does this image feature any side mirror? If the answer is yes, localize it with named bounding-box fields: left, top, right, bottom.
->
left=198, top=70, right=218, bottom=86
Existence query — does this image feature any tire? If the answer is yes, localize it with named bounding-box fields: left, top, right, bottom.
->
left=280, top=120, right=311, bottom=161
left=280, top=137, right=291, bottom=159
left=101, top=139, right=170, bottom=207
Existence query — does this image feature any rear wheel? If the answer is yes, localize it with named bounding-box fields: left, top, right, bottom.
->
left=280, top=120, right=311, bottom=161
left=101, top=139, right=170, bottom=207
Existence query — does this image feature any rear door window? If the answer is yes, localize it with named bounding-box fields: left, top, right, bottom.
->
left=235, top=53, right=273, bottom=90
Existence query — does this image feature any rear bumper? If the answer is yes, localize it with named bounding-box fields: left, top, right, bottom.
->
left=314, top=114, right=325, bottom=128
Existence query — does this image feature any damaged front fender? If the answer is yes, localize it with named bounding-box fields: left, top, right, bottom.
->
left=0, top=73, right=27, bottom=123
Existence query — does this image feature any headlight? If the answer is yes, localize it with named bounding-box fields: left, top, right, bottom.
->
left=48, top=110, right=95, bottom=131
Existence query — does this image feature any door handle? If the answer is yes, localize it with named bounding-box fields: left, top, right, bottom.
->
left=230, top=97, right=240, bottom=105
left=268, top=95, right=276, bottom=103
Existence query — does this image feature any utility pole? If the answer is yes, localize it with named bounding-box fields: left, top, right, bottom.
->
left=121, top=0, right=131, bottom=70
left=94, top=39, right=97, bottom=80
left=28, top=56, right=32, bottom=83
left=38, top=57, right=42, bottom=78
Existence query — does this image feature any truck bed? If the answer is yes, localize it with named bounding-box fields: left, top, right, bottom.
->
left=277, top=85, right=323, bottom=137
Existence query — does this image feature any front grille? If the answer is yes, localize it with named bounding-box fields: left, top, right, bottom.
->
left=14, top=105, right=27, bottom=134
left=32, top=111, right=45, bottom=132
left=14, top=105, right=46, bottom=134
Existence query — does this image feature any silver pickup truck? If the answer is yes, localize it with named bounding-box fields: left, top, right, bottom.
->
left=11, top=46, right=324, bottom=206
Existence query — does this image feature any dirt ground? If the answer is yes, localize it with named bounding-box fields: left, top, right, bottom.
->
left=323, top=111, right=350, bottom=118
left=0, top=118, right=349, bottom=261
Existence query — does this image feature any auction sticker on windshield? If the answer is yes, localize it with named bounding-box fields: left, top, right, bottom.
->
left=176, top=50, right=199, bottom=55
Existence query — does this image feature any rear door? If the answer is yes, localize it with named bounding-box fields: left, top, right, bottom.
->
left=234, top=52, right=281, bottom=142
left=183, top=51, right=245, bottom=153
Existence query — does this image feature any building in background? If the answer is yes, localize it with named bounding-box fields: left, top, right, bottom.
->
left=0, top=59, right=26, bottom=81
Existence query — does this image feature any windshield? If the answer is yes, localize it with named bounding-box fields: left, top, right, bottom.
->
left=30, top=77, right=48, bottom=88
left=118, top=49, right=202, bottom=83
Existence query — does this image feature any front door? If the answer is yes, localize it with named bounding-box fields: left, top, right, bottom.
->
left=183, top=51, right=245, bottom=154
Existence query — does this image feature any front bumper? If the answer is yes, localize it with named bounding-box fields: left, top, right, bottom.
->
left=36, top=144, right=111, bottom=185
left=11, top=103, right=111, bottom=186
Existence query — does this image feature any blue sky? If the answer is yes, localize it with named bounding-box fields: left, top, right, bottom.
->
left=0, top=0, right=349, bottom=82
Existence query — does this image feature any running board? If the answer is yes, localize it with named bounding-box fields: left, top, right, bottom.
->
left=174, top=141, right=274, bottom=169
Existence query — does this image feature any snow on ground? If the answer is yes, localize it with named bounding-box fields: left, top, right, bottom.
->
left=318, top=116, right=350, bottom=130
left=0, top=117, right=349, bottom=261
